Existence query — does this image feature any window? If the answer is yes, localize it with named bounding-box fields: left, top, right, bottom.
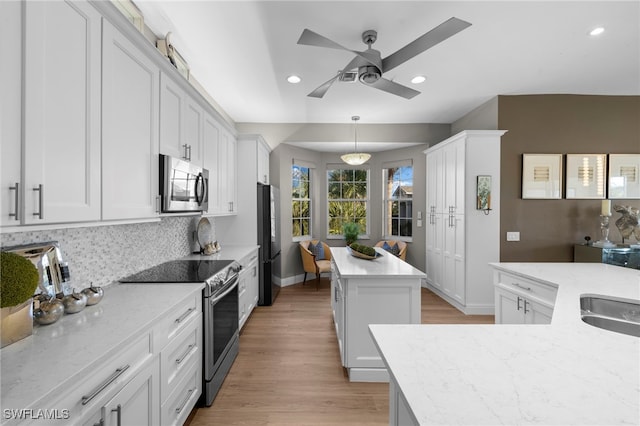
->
left=292, top=164, right=311, bottom=239
left=327, top=168, right=369, bottom=237
left=383, top=163, right=413, bottom=239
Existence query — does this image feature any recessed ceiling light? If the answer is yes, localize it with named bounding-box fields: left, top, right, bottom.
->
left=589, top=27, right=605, bottom=36
left=411, top=75, right=426, bottom=84
left=287, top=75, right=301, bottom=84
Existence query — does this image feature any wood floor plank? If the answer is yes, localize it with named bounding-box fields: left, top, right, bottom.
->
left=186, top=279, right=494, bottom=425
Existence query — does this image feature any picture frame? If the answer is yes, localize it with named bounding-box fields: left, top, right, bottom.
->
left=522, top=154, right=563, bottom=199
left=476, top=175, right=492, bottom=211
left=565, top=154, right=607, bottom=199
left=608, top=154, right=640, bottom=199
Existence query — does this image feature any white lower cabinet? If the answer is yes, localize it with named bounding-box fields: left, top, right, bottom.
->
left=389, top=378, right=419, bottom=426
left=493, top=270, right=557, bottom=324
left=83, top=357, right=160, bottom=426
left=238, top=249, right=259, bottom=330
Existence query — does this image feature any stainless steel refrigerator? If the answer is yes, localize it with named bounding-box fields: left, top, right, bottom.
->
left=257, top=183, right=280, bottom=305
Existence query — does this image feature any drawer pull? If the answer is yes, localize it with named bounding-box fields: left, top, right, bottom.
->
left=524, top=299, right=530, bottom=314
left=516, top=296, right=522, bottom=311
left=9, top=182, right=19, bottom=221
left=81, top=365, right=130, bottom=405
left=176, top=344, right=195, bottom=365
left=175, top=388, right=195, bottom=415
left=111, top=404, right=122, bottom=426
left=513, top=282, right=532, bottom=291
left=175, top=307, right=195, bottom=324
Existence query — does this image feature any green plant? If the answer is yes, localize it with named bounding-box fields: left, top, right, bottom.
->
left=342, top=222, right=360, bottom=246
left=349, top=243, right=376, bottom=257
left=0, top=252, right=39, bottom=308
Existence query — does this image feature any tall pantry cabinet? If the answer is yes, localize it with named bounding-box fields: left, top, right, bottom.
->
left=424, top=130, right=507, bottom=314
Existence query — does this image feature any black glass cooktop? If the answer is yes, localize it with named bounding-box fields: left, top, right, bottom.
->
left=120, top=259, right=234, bottom=283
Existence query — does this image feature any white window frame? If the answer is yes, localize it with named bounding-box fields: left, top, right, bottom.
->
left=326, top=166, right=370, bottom=240
left=382, top=160, right=413, bottom=242
left=292, top=161, right=313, bottom=242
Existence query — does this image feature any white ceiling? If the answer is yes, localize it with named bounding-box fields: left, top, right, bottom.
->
left=135, top=1, right=639, bottom=126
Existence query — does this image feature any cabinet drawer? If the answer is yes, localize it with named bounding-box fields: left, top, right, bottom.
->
left=238, top=250, right=259, bottom=269
left=160, top=313, right=202, bottom=404
left=154, top=292, right=201, bottom=352
left=161, top=361, right=202, bottom=426
left=495, top=271, right=558, bottom=305
left=42, top=332, right=153, bottom=425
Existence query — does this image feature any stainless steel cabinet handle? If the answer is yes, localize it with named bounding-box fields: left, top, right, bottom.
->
left=156, top=195, right=161, bottom=213
left=111, top=404, right=122, bottom=426
left=524, top=300, right=530, bottom=314
left=513, top=282, right=532, bottom=291
left=9, top=182, right=19, bottom=220
left=93, top=409, right=105, bottom=426
left=33, top=184, right=43, bottom=219
left=175, top=389, right=195, bottom=414
left=176, top=344, right=195, bottom=364
left=175, top=307, right=194, bottom=324
left=516, top=296, right=522, bottom=311
left=182, top=144, right=189, bottom=160
left=81, top=365, right=130, bottom=405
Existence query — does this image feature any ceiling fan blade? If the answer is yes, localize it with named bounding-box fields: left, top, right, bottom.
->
left=381, top=17, right=472, bottom=72
left=298, top=29, right=380, bottom=68
left=307, top=56, right=363, bottom=98
left=369, top=78, right=420, bottom=99
left=308, top=75, right=339, bottom=98
left=297, top=29, right=352, bottom=51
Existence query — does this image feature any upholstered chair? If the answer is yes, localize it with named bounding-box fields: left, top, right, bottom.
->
left=374, top=240, right=407, bottom=261
left=299, top=240, right=332, bottom=289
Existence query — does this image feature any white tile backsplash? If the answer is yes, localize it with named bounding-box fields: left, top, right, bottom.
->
left=1, top=216, right=214, bottom=288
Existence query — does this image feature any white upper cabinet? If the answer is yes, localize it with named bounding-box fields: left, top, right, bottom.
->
left=102, top=20, right=160, bottom=220
left=257, top=139, right=270, bottom=185
left=202, top=113, right=237, bottom=216
left=0, top=1, right=23, bottom=227
left=160, top=73, right=203, bottom=166
left=203, top=112, right=221, bottom=215
left=21, top=0, right=102, bottom=224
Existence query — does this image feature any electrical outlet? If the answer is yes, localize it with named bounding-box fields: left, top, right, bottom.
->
left=417, top=211, right=422, bottom=219
left=506, top=232, right=520, bottom=242
left=417, top=219, right=423, bottom=228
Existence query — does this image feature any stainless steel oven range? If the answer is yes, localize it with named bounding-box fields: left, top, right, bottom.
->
left=120, top=259, right=241, bottom=406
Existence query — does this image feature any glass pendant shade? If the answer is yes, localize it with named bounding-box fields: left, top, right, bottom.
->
left=341, top=152, right=371, bottom=165
left=342, top=115, right=370, bottom=165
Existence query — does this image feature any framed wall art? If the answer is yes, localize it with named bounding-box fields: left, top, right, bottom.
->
left=565, top=154, right=607, bottom=199
left=608, top=154, right=640, bottom=199
left=476, top=175, right=492, bottom=212
left=522, top=154, right=563, bottom=199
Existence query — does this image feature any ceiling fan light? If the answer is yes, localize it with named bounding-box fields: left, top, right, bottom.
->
left=358, top=65, right=381, bottom=84
left=341, top=152, right=371, bottom=165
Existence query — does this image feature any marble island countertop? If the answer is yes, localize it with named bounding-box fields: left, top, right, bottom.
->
left=370, top=263, right=640, bottom=425
left=332, top=247, right=426, bottom=278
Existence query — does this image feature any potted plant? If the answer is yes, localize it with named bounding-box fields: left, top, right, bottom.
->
left=1, top=251, right=39, bottom=348
left=342, top=222, right=360, bottom=246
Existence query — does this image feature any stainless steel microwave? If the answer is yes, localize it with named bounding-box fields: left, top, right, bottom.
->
left=160, top=154, right=208, bottom=213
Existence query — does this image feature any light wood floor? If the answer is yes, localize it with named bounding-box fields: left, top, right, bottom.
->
left=186, top=278, right=494, bottom=425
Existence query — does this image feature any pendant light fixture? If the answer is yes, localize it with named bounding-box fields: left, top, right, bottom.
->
left=341, top=116, right=371, bottom=165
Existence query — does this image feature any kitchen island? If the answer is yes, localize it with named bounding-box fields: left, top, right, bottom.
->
left=331, top=247, right=426, bottom=382
left=370, top=263, right=640, bottom=425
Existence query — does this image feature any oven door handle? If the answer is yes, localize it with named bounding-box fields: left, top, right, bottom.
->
left=210, top=278, right=239, bottom=305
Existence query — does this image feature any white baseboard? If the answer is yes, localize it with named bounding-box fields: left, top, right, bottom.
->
left=424, top=283, right=495, bottom=316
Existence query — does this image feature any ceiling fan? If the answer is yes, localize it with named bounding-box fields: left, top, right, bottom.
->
left=297, top=17, right=471, bottom=99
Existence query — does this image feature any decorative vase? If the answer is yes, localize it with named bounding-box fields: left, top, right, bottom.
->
left=0, top=298, right=33, bottom=348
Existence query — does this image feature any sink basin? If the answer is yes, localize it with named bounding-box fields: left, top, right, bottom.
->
left=580, top=295, right=640, bottom=338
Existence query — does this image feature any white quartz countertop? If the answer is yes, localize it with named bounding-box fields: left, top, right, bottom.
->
left=332, top=247, right=426, bottom=279
left=370, top=263, right=640, bottom=425
left=0, top=282, right=203, bottom=413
